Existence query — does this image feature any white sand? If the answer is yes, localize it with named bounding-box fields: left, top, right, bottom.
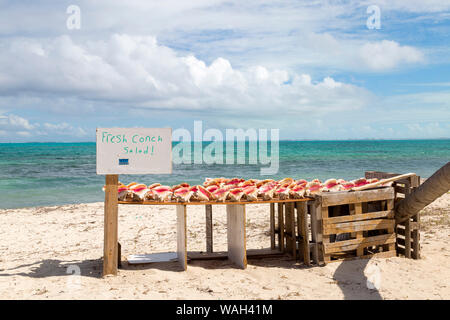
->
left=0, top=193, right=449, bottom=300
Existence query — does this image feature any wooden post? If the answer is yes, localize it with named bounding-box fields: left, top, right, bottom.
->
left=226, top=204, right=247, bottom=269
left=285, top=203, right=296, bottom=259
left=177, top=205, right=188, bottom=271
left=270, top=203, right=275, bottom=250
left=103, top=174, right=119, bottom=276
left=321, top=205, right=330, bottom=263
left=278, top=203, right=285, bottom=252
left=310, top=202, right=319, bottom=265
left=297, top=202, right=310, bottom=266
left=205, top=204, right=213, bottom=253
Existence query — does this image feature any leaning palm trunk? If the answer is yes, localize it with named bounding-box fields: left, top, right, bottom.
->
left=396, top=162, right=450, bottom=223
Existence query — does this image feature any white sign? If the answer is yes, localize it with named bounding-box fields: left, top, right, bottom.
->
left=96, top=128, right=172, bottom=174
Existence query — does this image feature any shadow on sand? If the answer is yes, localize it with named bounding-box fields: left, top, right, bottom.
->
left=332, top=258, right=383, bottom=300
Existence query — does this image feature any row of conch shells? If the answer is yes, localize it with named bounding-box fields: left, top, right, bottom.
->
left=103, top=177, right=391, bottom=203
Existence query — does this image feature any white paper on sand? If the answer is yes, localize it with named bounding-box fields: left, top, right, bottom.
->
left=127, top=252, right=179, bottom=264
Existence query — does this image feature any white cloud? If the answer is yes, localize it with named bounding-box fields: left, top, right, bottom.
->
left=359, top=40, right=424, bottom=71
left=0, top=34, right=372, bottom=115
left=0, top=113, right=87, bottom=140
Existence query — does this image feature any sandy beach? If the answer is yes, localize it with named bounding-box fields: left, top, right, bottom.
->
left=0, top=191, right=448, bottom=300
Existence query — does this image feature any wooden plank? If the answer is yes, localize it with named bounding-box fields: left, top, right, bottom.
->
left=412, top=213, right=420, bottom=259
left=323, top=219, right=395, bottom=235
left=354, top=202, right=364, bottom=256
left=309, top=203, right=319, bottom=265
left=205, top=204, right=213, bottom=253
left=327, top=250, right=396, bottom=263
left=176, top=205, right=188, bottom=270
left=226, top=204, right=247, bottom=269
left=270, top=203, right=275, bottom=249
left=324, top=233, right=396, bottom=254
left=285, top=202, right=296, bottom=259
left=119, top=198, right=311, bottom=206
left=321, top=206, right=330, bottom=263
left=323, top=210, right=394, bottom=224
left=297, top=202, right=310, bottom=266
left=188, top=248, right=283, bottom=260
left=103, top=174, right=119, bottom=276
left=396, top=237, right=414, bottom=248
left=318, top=187, right=394, bottom=207
left=404, top=218, right=412, bottom=258
left=278, top=203, right=285, bottom=251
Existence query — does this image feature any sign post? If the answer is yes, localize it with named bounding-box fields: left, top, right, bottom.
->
left=96, top=128, right=172, bottom=276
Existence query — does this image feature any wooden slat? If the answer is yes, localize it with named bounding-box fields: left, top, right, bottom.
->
left=297, top=202, right=310, bottom=266
left=226, top=204, right=247, bottom=269
left=327, top=250, right=396, bottom=263
left=317, top=187, right=394, bottom=207
left=270, top=203, right=275, bottom=250
left=412, top=213, right=420, bottom=259
left=323, top=219, right=395, bottom=235
left=176, top=205, right=188, bottom=271
left=205, top=204, right=213, bottom=253
left=323, top=210, right=394, bottom=224
left=188, top=248, right=283, bottom=260
left=324, top=234, right=396, bottom=254
left=285, top=202, right=296, bottom=259
left=103, top=174, right=119, bottom=276
left=119, top=198, right=311, bottom=206
left=278, top=203, right=285, bottom=252
left=309, top=203, right=319, bottom=265
left=354, top=202, right=364, bottom=256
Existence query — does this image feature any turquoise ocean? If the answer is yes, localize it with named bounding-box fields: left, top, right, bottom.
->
left=0, top=140, right=449, bottom=209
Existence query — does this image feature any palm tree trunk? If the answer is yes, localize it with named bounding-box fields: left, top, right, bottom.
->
left=396, top=162, right=450, bottom=223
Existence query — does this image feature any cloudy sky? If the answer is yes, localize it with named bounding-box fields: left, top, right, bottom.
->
left=0, top=0, right=449, bottom=141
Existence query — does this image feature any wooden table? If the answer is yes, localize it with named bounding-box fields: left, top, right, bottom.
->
left=103, top=175, right=310, bottom=275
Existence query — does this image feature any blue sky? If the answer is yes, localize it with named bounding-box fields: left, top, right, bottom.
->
left=0, top=0, right=449, bottom=141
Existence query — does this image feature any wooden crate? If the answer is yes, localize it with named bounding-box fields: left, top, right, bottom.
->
left=365, top=171, right=421, bottom=259
left=313, top=187, right=396, bottom=264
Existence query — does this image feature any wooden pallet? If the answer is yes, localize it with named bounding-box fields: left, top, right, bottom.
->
left=365, top=171, right=421, bottom=259
left=313, top=187, right=396, bottom=264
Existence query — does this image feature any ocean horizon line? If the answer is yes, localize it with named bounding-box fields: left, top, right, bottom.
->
left=0, top=138, right=449, bottom=144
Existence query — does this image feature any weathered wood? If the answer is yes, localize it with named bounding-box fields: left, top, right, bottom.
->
left=176, top=205, right=188, bottom=271
left=226, top=204, right=247, bottom=269
left=404, top=219, right=412, bottom=258
left=396, top=162, right=450, bottom=223
left=412, top=212, right=420, bottom=259
left=188, top=248, right=283, bottom=260
left=318, top=187, right=395, bottom=207
left=326, top=250, right=396, bottom=263
left=324, top=233, right=396, bottom=254
left=354, top=202, right=364, bottom=256
left=103, top=174, right=119, bottom=276
left=278, top=203, right=285, bottom=251
left=285, top=202, right=296, bottom=259
left=205, top=204, right=213, bottom=253
left=270, top=203, right=275, bottom=249
left=309, top=203, right=319, bottom=265
left=323, top=210, right=394, bottom=224
left=323, top=219, right=394, bottom=235
left=297, top=202, right=310, bottom=266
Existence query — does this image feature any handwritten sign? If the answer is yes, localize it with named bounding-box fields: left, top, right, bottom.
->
left=96, top=128, right=172, bottom=174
